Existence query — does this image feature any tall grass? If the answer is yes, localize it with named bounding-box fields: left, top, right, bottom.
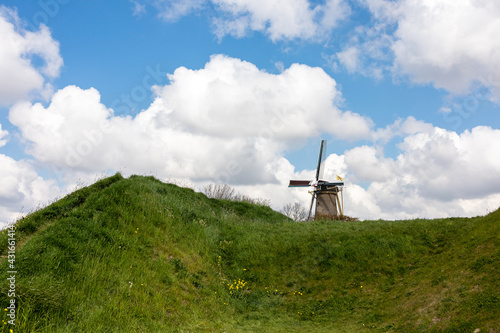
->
left=0, top=174, right=498, bottom=332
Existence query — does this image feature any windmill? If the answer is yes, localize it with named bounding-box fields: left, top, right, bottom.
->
left=288, top=140, right=344, bottom=220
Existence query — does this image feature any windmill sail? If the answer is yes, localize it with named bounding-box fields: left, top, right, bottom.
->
left=308, top=140, right=327, bottom=219
left=317, top=140, right=327, bottom=181
left=288, top=180, right=312, bottom=187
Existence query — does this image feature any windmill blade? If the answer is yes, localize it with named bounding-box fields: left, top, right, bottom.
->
left=288, top=180, right=313, bottom=187
left=307, top=191, right=316, bottom=220
left=315, top=140, right=327, bottom=181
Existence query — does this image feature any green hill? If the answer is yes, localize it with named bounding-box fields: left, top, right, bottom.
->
left=1, top=174, right=498, bottom=332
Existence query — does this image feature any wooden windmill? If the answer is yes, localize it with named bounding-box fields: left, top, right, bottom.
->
left=288, top=140, right=344, bottom=220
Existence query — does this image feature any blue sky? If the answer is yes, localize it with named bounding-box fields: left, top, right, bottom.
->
left=1, top=0, right=500, bottom=225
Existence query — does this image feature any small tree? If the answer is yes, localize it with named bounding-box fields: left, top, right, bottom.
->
left=281, top=202, right=308, bottom=221
left=203, top=183, right=270, bottom=206
left=203, top=183, right=237, bottom=200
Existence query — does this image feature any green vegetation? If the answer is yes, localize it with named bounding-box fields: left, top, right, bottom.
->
left=1, top=174, right=498, bottom=332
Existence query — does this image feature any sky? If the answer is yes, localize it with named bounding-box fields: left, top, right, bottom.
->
left=1, top=0, right=500, bottom=226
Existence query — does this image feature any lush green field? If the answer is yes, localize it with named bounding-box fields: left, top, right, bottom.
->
left=1, top=174, right=498, bottom=332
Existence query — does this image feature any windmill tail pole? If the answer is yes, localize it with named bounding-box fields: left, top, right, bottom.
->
left=335, top=189, right=343, bottom=217
left=341, top=189, right=344, bottom=216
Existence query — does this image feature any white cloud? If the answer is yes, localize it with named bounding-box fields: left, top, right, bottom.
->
left=9, top=55, right=372, bottom=186
left=0, top=123, right=8, bottom=147
left=149, top=0, right=350, bottom=41
left=371, top=116, right=435, bottom=143
left=335, top=0, right=500, bottom=99
left=345, top=146, right=394, bottom=182
left=9, top=86, right=115, bottom=168
left=336, top=46, right=360, bottom=73
left=212, top=0, right=351, bottom=41
left=131, top=1, right=147, bottom=17
left=342, top=125, right=500, bottom=219
left=154, top=55, right=372, bottom=140
left=0, top=154, right=62, bottom=228
left=390, top=0, right=500, bottom=97
left=153, top=0, right=206, bottom=22
left=331, top=21, right=394, bottom=80
left=0, top=6, right=63, bottom=106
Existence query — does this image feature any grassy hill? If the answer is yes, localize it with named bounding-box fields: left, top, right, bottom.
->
left=0, top=174, right=498, bottom=332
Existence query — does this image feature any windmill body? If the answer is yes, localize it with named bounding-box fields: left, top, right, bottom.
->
left=288, top=140, right=344, bottom=220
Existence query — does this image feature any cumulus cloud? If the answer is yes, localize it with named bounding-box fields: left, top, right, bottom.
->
left=212, top=0, right=350, bottom=41
left=153, top=0, right=205, bottom=21
left=131, top=1, right=147, bottom=17
left=155, top=54, right=372, bottom=140
left=342, top=125, right=500, bottom=219
left=335, top=0, right=500, bottom=99
left=391, top=0, right=500, bottom=97
left=0, top=6, right=63, bottom=106
left=9, top=86, right=115, bottom=168
left=371, top=116, right=435, bottom=143
left=149, top=0, right=350, bottom=41
left=0, top=123, right=8, bottom=147
left=0, top=154, right=62, bottom=227
left=9, top=55, right=372, bottom=186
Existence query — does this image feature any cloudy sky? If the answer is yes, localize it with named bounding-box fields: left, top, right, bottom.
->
left=1, top=0, right=499, bottom=226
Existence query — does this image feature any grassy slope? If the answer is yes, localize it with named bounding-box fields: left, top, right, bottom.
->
left=0, top=174, right=498, bottom=332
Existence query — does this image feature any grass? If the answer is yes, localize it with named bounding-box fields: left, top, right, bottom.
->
left=0, top=173, right=498, bottom=332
